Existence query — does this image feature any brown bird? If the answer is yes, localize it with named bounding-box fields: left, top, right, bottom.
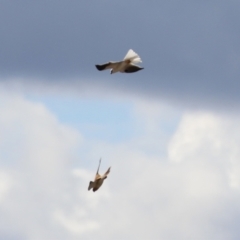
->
left=88, top=159, right=111, bottom=192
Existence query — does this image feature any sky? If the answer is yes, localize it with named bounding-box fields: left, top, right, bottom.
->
left=1, top=1, right=240, bottom=239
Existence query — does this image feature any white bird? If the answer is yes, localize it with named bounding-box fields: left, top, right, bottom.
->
left=95, top=49, right=144, bottom=74
left=88, top=159, right=111, bottom=192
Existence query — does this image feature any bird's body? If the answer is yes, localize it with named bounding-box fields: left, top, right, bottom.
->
left=95, top=49, right=143, bottom=74
left=88, top=159, right=111, bottom=192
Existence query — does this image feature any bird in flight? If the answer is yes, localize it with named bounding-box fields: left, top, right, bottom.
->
left=88, top=159, right=111, bottom=192
left=95, top=49, right=144, bottom=74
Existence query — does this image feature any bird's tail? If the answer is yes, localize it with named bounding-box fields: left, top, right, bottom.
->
left=123, top=49, right=142, bottom=63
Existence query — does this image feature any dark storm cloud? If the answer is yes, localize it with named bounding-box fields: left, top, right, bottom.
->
left=1, top=0, right=240, bottom=106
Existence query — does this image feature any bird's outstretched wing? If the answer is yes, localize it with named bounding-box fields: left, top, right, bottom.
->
left=94, top=158, right=102, bottom=180
left=95, top=62, right=112, bottom=71
left=95, top=62, right=119, bottom=71
left=123, top=49, right=142, bottom=63
left=103, top=167, right=111, bottom=178
left=124, top=64, right=144, bottom=73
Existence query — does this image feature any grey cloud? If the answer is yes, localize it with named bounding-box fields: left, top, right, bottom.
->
left=1, top=1, right=240, bottom=107
left=0, top=235, right=25, bottom=240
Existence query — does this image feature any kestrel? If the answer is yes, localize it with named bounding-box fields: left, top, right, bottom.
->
left=88, top=159, right=111, bottom=192
left=95, top=49, right=144, bottom=74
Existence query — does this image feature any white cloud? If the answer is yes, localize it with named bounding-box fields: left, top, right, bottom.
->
left=168, top=111, right=225, bottom=163
left=1, top=89, right=240, bottom=240
left=168, top=111, right=240, bottom=190
left=80, top=109, right=240, bottom=240
left=0, top=171, right=12, bottom=204
left=0, top=92, right=105, bottom=239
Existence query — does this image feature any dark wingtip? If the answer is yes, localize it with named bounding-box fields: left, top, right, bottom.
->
left=95, top=65, right=103, bottom=71
left=95, top=63, right=111, bottom=71
left=88, top=181, right=93, bottom=191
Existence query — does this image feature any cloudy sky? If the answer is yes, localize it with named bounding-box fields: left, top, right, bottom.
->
left=1, top=1, right=240, bottom=239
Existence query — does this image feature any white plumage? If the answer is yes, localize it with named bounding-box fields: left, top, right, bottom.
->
left=123, top=49, right=142, bottom=63
left=95, top=49, right=144, bottom=74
